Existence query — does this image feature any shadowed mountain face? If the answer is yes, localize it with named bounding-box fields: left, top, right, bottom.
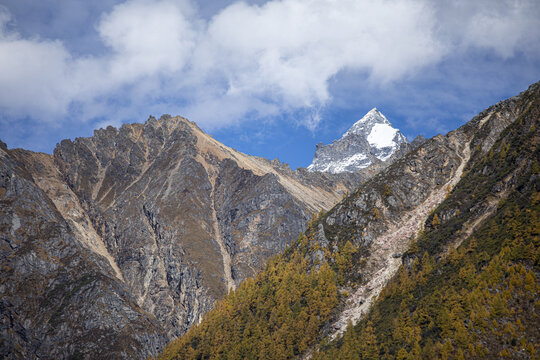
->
left=0, top=115, right=366, bottom=359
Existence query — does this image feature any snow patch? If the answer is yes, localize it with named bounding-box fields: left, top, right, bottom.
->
left=344, top=108, right=388, bottom=137
left=367, top=123, right=398, bottom=149
left=308, top=108, right=408, bottom=173
left=318, top=153, right=371, bottom=173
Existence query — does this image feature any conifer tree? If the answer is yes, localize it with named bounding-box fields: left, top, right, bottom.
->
left=359, top=321, right=379, bottom=360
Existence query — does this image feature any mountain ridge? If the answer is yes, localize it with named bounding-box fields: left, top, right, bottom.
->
left=2, top=81, right=538, bottom=359
left=157, top=81, right=539, bottom=360
left=0, top=113, right=372, bottom=359
left=316, top=81, right=540, bottom=359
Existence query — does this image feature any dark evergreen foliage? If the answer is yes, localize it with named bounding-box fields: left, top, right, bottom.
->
left=157, top=86, right=539, bottom=360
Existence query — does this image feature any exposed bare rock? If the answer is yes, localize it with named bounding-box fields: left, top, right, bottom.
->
left=0, top=115, right=369, bottom=359
left=0, top=146, right=168, bottom=359
left=320, top=81, right=537, bottom=339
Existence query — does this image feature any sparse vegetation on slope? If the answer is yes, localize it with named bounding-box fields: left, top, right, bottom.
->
left=157, top=220, right=340, bottom=359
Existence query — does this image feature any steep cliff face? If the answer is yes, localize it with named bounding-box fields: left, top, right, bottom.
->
left=157, top=82, right=539, bottom=359
left=0, top=143, right=168, bottom=359
left=1, top=116, right=365, bottom=359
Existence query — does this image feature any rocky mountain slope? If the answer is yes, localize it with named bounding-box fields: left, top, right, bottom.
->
left=0, top=116, right=367, bottom=359
left=316, top=83, right=540, bottom=359
left=158, top=82, right=539, bottom=359
left=308, top=108, right=409, bottom=173
left=0, top=143, right=167, bottom=359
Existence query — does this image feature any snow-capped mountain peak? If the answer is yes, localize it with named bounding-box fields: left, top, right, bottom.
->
left=344, top=108, right=389, bottom=136
left=307, top=109, right=408, bottom=173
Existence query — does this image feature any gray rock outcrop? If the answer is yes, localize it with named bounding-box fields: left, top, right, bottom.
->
left=0, top=116, right=367, bottom=359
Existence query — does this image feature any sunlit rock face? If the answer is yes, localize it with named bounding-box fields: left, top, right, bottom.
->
left=308, top=108, right=408, bottom=173
left=0, top=115, right=366, bottom=359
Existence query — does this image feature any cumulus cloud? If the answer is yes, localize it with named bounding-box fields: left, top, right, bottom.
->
left=0, top=0, right=539, bottom=133
left=98, top=0, right=197, bottom=80
left=431, top=0, right=540, bottom=58
left=194, top=0, right=442, bottom=112
left=0, top=8, right=74, bottom=119
left=0, top=0, right=199, bottom=121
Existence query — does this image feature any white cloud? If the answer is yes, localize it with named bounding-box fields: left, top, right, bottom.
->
left=463, top=1, right=540, bottom=58
left=0, top=8, right=74, bottom=119
left=98, top=0, right=197, bottom=81
left=199, top=0, right=441, bottom=104
left=430, top=0, right=540, bottom=59
left=0, top=36, right=72, bottom=118
left=0, top=0, right=538, bottom=132
left=183, top=0, right=445, bottom=128
left=0, top=1, right=198, bottom=122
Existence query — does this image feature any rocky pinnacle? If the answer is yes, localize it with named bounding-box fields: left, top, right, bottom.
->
left=308, top=108, right=408, bottom=173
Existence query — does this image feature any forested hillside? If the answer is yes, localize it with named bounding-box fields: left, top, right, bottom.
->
left=156, top=218, right=341, bottom=359
left=316, top=93, right=540, bottom=359
left=157, top=84, right=539, bottom=360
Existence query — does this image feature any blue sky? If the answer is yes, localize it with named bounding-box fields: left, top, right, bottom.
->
left=0, top=0, right=539, bottom=169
